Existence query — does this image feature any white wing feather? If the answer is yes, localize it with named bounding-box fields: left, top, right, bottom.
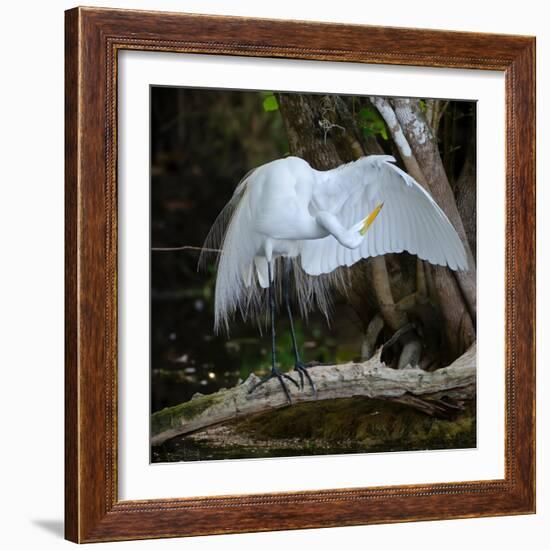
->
left=300, top=156, right=467, bottom=275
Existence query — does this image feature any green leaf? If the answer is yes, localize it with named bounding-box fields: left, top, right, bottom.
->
left=358, top=107, right=376, bottom=121
left=362, top=127, right=375, bottom=138
left=419, top=99, right=427, bottom=113
left=262, top=94, right=279, bottom=112
left=357, top=106, right=388, bottom=140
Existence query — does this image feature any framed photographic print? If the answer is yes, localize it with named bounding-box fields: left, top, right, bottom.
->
left=65, top=6, right=536, bottom=543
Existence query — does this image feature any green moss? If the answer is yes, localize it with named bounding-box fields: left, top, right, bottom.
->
left=151, top=393, right=223, bottom=436
left=235, top=397, right=476, bottom=452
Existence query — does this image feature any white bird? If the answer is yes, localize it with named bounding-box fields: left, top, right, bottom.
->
left=201, top=155, right=467, bottom=401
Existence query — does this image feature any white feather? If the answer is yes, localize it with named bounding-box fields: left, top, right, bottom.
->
left=300, top=156, right=467, bottom=275
left=201, top=155, right=467, bottom=332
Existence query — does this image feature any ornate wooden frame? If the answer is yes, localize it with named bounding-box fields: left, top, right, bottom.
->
left=65, top=6, right=536, bottom=543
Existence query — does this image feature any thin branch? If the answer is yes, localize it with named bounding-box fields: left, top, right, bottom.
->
left=151, top=245, right=222, bottom=253
left=436, top=100, right=450, bottom=135
left=416, top=259, right=428, bottom=299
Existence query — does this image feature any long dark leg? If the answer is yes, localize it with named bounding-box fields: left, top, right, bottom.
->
left=248, top=260, right=298, bottom=403
left=268, top=261, right=277, bottom=376
left=283, top=259, right=317, bottom=396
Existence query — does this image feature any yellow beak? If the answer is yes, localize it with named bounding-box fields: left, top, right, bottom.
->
left=359, top=203, right=384, bottom=236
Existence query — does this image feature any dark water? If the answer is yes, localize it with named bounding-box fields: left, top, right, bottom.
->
left=152, top=439, right=377, bottom=462
left=151, top=294, right=364, bottom=411
left=152, top=430, right=477, bottom=463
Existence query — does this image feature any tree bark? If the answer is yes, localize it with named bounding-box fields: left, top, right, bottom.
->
left=455, top=140, right=477, bottom=258
left=277, top=94, right=342, bottom=170
left=151, top=344, right=476, bottom=445
left=371, top=97, right=426, bottom=184
left=390, top=98, right=477, bottom=322
left=373, top=98, right=475, bottom=359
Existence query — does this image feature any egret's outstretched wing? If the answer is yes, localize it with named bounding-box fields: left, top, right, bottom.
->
left=300, top=156, right=467, bottom=275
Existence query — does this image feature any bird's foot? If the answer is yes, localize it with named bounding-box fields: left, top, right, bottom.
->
left=248, top=367, right=299, bottom=404
left=293, top=362, right=317, bottom=396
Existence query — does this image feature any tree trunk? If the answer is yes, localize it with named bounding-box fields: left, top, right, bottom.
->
left=390, top=98, right=477, bottom=322
left=373, top=98, right=476, bottom=359
left=277, top=94, right=342, bottom=170
left=455, top=140, right=477, bottom=258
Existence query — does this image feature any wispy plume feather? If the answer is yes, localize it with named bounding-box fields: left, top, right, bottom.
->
left=199, top=167, right=349, bottom=334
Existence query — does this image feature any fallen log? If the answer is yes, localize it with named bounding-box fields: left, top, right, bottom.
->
left=151, top=344, right=476, bottom=446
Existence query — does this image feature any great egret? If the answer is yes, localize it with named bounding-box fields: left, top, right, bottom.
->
left=201, top=155, right=467, bottom=402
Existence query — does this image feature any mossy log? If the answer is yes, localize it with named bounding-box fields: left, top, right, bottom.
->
left=151, top=344, right=475, bottom=446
